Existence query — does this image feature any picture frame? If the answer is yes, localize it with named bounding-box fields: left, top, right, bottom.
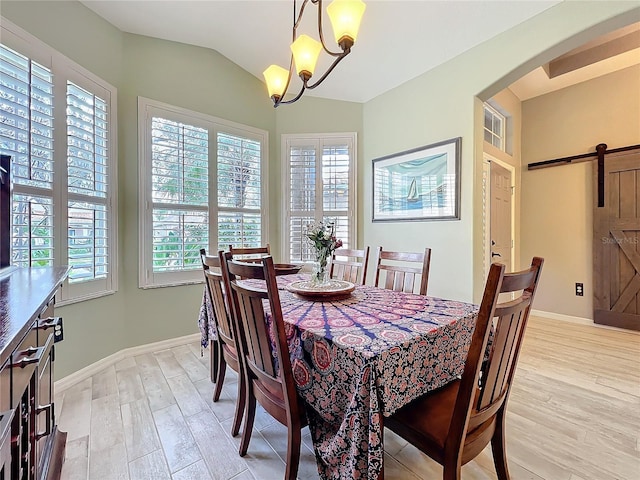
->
left=372, top=137, right=461, bottom=222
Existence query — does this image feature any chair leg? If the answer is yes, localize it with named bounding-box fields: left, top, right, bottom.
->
left=210, top=341, right=219, bottom=383
left=491, top=412, right=511, bottom=480
left=239, top=385, right=256, bottom=456
left=212, top=353, right=227, bottom=402
left=231, top=368, right=246, bottom=437
left=443, top=462, right=461, bottom=480
left=284, top=425, right=302, bottom=480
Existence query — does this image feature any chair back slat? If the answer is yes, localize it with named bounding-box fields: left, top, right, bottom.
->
left=478, top=309, right=524, bottom=411
left=238, top=290, right=277, bottom=378
left=448, top=257, right=543, bottom=450
left=204, top=266, right=235, bottom=346
left=229, top=244, right=271, bottom=262
left=200, top=248, right=220, bottom=313
left=330, top=247, right=370, bottom=285
left=375, top=247, right=431, bottom=295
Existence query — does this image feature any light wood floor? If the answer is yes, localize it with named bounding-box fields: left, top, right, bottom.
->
left=56, top=316, right=640, bottom=480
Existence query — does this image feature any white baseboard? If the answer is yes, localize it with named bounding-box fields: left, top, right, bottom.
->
left=55, top=333, right=202, bottom=392
left=531, top=309, right=593, bottom=326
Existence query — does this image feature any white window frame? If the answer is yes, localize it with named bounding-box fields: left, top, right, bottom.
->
left=1, top=19, right=118, bottom=304
left=483, top=103, right=505, bottom=151
left=282, top=133, right=357, bottom=264
left=138, top=97, right=269, bottom=288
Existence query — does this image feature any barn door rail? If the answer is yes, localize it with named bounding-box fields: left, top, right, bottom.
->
left=527, top=143, right=640, bottom=208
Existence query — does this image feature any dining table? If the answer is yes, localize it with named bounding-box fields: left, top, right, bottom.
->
left=198, top=274, right=479, bottom=480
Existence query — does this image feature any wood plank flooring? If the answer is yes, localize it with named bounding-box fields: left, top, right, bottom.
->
left=56, top=316, right=640, bottom=480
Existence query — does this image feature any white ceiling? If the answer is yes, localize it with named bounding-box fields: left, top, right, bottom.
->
left=79, top=0, right=637, bottom=103
left=510, top=21, right=640, bottom=100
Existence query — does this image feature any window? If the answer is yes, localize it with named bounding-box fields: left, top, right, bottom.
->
left=0, top=20, right=117, bottom=303
left=217, top=132, right=263, bottom=249
left=283, top=133, right=356, bottom=263
left=139, top=98, right=268, bottom=288
left=483, top=103, right=505, bottom=151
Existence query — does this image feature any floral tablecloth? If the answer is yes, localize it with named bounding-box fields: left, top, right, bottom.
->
left=198, top=279, right=478, bottom=480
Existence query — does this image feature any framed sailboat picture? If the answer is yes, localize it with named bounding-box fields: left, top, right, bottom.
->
left=372, top=137, right=461, bottom=222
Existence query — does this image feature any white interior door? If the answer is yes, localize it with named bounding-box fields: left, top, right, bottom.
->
left=490, top=162, right=513, bottom=272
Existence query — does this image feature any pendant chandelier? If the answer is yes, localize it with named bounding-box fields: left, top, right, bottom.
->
left=263, top=0, right=366, bottom=107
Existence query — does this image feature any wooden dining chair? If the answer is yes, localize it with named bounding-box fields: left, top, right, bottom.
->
left=200, top=249, right=245, bottom=437
left=374, top=246, right=431, bottom=295
left=200, top=248, right=221, bottom=383
left=384, top=257, right=544, bottom=480
left=330, top=246, right=370, bottom=285
left=228, top=243, right=271, bottom=262
left=225, top=254, right=307, bottom=480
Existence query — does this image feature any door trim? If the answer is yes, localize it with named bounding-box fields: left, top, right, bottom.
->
left=483, top=154, right=515, bottom=277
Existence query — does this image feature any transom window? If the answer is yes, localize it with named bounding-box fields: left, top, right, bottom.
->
left=483, top=103, right=506, bottom=151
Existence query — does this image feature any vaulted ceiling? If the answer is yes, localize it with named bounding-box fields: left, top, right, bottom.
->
left=79, top=1, right=639, bottom=102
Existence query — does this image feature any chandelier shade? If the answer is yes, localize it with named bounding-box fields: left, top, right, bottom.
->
left=291, top=34, right=323, bottom=79
left=326, top=0, right=366, bottom=48
left=263, top=0, right=366, bottom=107
left=263, top=65, right=290, bottom=99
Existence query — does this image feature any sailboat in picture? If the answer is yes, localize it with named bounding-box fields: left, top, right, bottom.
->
left=407, top=178, right=419, bottom=202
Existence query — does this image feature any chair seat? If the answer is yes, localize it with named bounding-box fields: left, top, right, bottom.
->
left=388, top=379, right=460, bottom=451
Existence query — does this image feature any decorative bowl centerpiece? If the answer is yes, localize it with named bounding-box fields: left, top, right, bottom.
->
left=286, top=279, right=355, bottom=299
left=273, top=263, right=303, bottom=276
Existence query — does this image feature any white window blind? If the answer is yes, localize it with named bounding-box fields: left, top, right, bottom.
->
left=0, top=45, right=55, bottom=267
left=1, top=20, right=118, bottom=303
left=139, top=98, right=268, bottom=288
left=283, top=134, right=356, bottom=264
left=66, top=82, right=110, bottom=282
left=217, top=132, right=262, bottom=250
left=150, top=117, right=209, bottom=273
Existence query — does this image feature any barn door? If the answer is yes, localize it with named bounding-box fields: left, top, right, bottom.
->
left=594, top=148, right=640, bottom=330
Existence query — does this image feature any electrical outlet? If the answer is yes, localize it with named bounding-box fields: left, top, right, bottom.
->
left=575, top=283, right=584, bottom=296
left=53, top=317, right=64, bottom=342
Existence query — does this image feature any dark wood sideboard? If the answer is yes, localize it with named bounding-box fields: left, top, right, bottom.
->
left=0, top=267, right=68, bottom=480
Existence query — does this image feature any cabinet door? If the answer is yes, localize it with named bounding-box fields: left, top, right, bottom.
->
left=35, top=333, right=54, bottom=473
left=11, top=327, right=48, bottom=480
left=0, top=360, right=8, bottom=412
left=10, top=328, right=38, bottom=408
left=0, top=361, right=9, bottom=479
left=0, top=410, right=13, bottom=480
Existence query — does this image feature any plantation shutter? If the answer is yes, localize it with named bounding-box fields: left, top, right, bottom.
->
left=322, top=143, right=351, bottom=249
left=150, top=117, right=209, bottom=272
left=289, top=144, right=316, bottom=262
left=284, top=135, right=355, bottom=263
left=0, top=45, right=55, bottom=267
left=216, top=132, right=262, bottom=250
left=66, top=81, right=110, bottom=282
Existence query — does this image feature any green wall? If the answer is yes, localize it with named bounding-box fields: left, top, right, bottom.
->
left=2, top=0, right=639, bottom=379
left=273, top=97, right=364, bottom=257
left=363, top=1, right=639, bottom=303
left=117, top=33, right=277, bottom=348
